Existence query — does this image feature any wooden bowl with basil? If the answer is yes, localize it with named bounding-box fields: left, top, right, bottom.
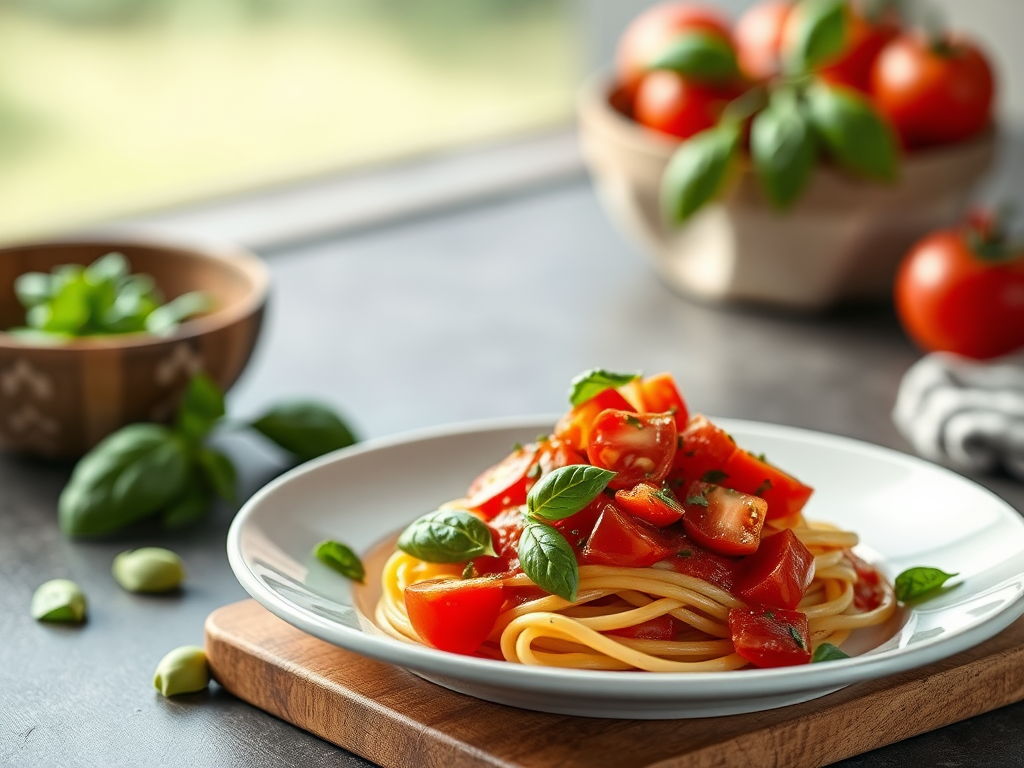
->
left=0, top=234, right=269, bottom=458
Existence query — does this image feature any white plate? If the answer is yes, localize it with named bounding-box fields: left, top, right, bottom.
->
left=227, top=417, right=1024, bottom=719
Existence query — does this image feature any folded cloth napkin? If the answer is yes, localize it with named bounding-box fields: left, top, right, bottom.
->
left=893, top=352, right=1024, bottom=480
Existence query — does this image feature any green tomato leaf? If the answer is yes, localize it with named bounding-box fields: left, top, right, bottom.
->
left=59, top=424, right=190, bottom=537
left=894, top=567, right=958, bottom=602
left=314, top=540, right=366, bottom=582
left=805, top=80, right=899, bottom=182
left=751, top=91, right=819, bottom=209
left=648, top=30, right=739, bottom=84
left=250, top=401, right=357, bottom=462
left=661, top=123, right=741, bottom=225
left=397, top=509, right=496, bottom=563
left=517, top=522, right=579, bottom=602
left=783, top=0, right=848, bottom=74
left=161, top=481, right=214, bottom=530
left=811, top=642, right=850, bottom=662
left=196, top=446, right=237, bottom=503
left=527, top=465, right=616, bottom=521
left=176, top=373, right=226, bottom=443
left=568, top=368, right=640, bottom=407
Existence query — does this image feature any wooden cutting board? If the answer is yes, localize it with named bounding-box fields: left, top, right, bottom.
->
left=205, top=599, right=1024, bottom=768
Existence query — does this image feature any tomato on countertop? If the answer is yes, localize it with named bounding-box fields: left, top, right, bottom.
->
left=404, top=577, right=505, bottom=656
left=729, top=605, right=811, bottom=667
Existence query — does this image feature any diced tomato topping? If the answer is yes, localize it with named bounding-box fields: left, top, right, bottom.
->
left=533, top=438, right=587, bottom=480
left=554, top=388, right=636, bottom=454
left=846, top=551, right=884, bottom=612
left=728, top=606, right=811, bottom=668
left=472, top=507, right=524, bottom=576
left=587, top=409, right=677, bottom=490
left=680, top=481, right=767, bottom=556
left=465, top=445, right=537, bottom=519
left=637, top=373, right=690, bottom=431
left=582, top=502, right=681, bottom=567
left=734, top=529, right=815, bottom=610
left=405, top=577, right=505, bottom=655
left=658, top=536, right=740, bottom=592
left=614, top=482, right=684, bottom=527
left=550, top=496, right=606, bottom=559
left=605, top=613, right=676, bottom=641
left=671, top=414, right=736, bottom=485
left=720, top=449, right=814, bottom=520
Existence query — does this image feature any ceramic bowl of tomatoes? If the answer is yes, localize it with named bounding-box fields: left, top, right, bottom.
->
left=578, top=0, right=997, bottom=310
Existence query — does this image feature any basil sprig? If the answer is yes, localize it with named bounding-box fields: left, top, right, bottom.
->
left=751, top=89, right=819, bottom=210
left=59, top=373, right=357, bottom=537
left=397, top=510, right=496, bottom=563
left=894, top=567, right=958, bottom=602
left=568, top=368, right=640, bottom=407
left=314, top=540, right=365, bottom=583
left=649, top=30, right=739, bottom=84
left=517, top=522, right=580, bottom=603
left=811, top=642, right=850, bottom=663
left=661, top=123, right=741, bottom=225
left=527, top=465, right=616, bottom=521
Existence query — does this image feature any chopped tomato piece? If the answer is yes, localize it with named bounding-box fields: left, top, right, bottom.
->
left=728, top=606, right=811, bottom=668
left=554, top=388, right=636, bottom=454
left=605, top=613, right=676, bottom=641
left=614, top=482, right=684, bottom=527
left=587, top=409, right=677, bottom=490
left=405, top=577, right=505, bottom=655
left=846, top=551, right=884, bottom=612
left=533, top=438, right=587, bottom=481
left=734, top=529, right=815, bottom=610
left=465, top=444, right=537, bottom=519
left=472, top=507, right=524, bottom=577
left=582, top=502, right=681, bottom=568
left=638, top=373, right=689, bottom=431
left=658, top=536, right=740, bottom=592
left=551, top=496, right=606, bottom=559
left=720, top=449, right=814, bottom=520
left=680, top=481, right=767, bottom=556
left=671, top=414, right=736, bottom=485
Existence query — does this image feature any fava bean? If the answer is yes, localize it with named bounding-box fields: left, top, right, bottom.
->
left=31, top=579, right=87, bottom=623
left=153, top=646, right=210, bottom=697
left=113, top=547, right=185, bottom=593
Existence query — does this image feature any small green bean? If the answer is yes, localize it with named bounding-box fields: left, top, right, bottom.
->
left=31, top=579, right=87, bottom=623
left=113, top=547, right=185, bottom=593
left=153, top=646, right=210, bottom=697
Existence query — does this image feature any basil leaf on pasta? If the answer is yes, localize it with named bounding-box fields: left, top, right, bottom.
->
left=894, top=567, right=957, bottom=602
left=527, top=465, right=616, bottom=521
left=397, top=509, right=496, bottom=563
left=518, top=522, right=579, bottom=603
left=568, top=368, right=640, bottom=407
left=811, top=643, right=849, bottom=663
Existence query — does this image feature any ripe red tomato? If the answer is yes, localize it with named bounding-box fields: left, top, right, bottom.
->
left=660, top=535, right=740, bottom=592
left=471, top=507, right=524, bottom=577
left=734, top=529, right=815, bottom=610
left=638, top=372, right=690, bottom=430
left=871, top=34, right=994, bottom=148
left=728, top=606, right=811, bottom=667
left=605, top=614, right=677, bottom=641
left=587, top=409, right=678, bottom=489
left=554, top=387, right=636, bottom=454
left=672, top=414, right=736, bottom=482
left=895, top=223, right=1024, bottom=359
left=465, top=444, right=537, bottom=518
left=681, top=481, right=767, bottom=556
left=734, top=0, right=791, bottom=81
left=614, top=482, right=685, bottom=527
left=551, top=496, right=606, bottom=559
left=404, top=577, right=505, bottom=655
left=616, top=2, right=733, bottom=88
left=720, top=448, right=813, bottom=520
left=818, top=12, right=899, bottom=93
left=582, top=503, right=681, bottom=568
left=633, top=70, right=735, bottom=139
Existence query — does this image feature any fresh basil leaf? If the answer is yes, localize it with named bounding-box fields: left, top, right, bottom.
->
left=397, top=509, right=496, bottom=563
left=894, top=567, right=958, bottom=602
left=806, top=81, right=898, bottom=182
left=314, top=540, right=365, bottom=582
left=176, top=373, right=226, bottom=443
left=649, top=30, right=739, bottom=84
left=37, top=275, right=91, bottom=335
left=517, top=522, right=579, bottom=602
left=145, top=291, right=212, bottom=336
left=161, top=481, right=213, bottom=530
left=812, top=642, right=850, bottom=662
left=250, top=401, right=357, bottom=462
left=661, top=123, right=740, bottom=224
left=84, top=251, right=129, bottom=285
left=197, top=446, right=237, bottom=503
left=751, top=91, right=818, bottom=209
left=568, top=368, right=640, bottom=407
left=14, top=272, right=53, bottom=308
left=59, top=424, right=190, bottom=536
left=783, top=0, right=847, bottom=74
left=527, top=465, right=616, bottom=521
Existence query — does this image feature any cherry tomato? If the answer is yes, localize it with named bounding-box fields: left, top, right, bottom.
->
left=728, top=606, right=811, bottom=667
left=633, top=70, right=735, bottom=139
left=681, top=481, right=767, bottom=556
left=404, top=577, right=505, bottom=655
left=616, top=2, right=733, bottom=89
left=895, top=223, right=1024, bottom=359
left=672, top=414, right=736, bottom=483
left=582, top=502, right=682, bottom=568
left=734, top=0, right=791, bottom=82
left=614, top=482, right=685, bottom=527
left=659, top=535, right=740, bottom=592
left=554, top=387, right=636, bottom=454
left=466, top=444, right=537, bottom=518
left=588, top=409, right=677, bottom=490
left=818, top=11, right=899, bottom=94
left=871, top=33, right=994, bottom=148
left=605, top=613, right=677, bottom=641
left=734, top=529, right=815, bottom=610
left=720, top=448, right=814, bottom=520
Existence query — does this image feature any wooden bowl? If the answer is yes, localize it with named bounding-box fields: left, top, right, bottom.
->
left=0, top=234, right=269, bottom=458
left=577, top=74, right=996, bottom=310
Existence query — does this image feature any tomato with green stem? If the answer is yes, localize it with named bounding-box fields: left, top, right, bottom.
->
left=404, top=577, right=505, bottom=655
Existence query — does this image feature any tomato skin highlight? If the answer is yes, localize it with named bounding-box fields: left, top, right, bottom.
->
left=615, top=482, right=685, bottom=527
left=588, top=409, right=678, bottom=490
left=582, top=503, right=681, bottom=568
left=681, top=481, right=767, bottom=556
left=895, top=227, right=1024, bottom=360
left=734, top=529, right=815, bottom=610
left=728, top=606, right=811, bottom=668
left=633, top=70, right=736, bottom=140
left=404, top=577, right=506, bottom=656
left=554, top=388, right=636, bottom=454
